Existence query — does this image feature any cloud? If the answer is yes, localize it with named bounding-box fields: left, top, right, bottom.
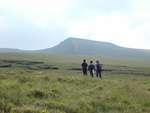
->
left=0, top=21, right=67, bottom=50
left=0, top=0, right=150, bottom=49
left=0, top=0, right=70, bottom=49
left=67, top=11, right=150, bottom=49
left=0, top=16, right=8, bottom=30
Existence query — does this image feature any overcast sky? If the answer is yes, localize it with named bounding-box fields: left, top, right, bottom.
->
left=0, top=0, right=150, bottom=50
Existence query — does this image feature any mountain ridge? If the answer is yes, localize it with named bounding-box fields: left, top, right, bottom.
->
left=0, top=38, right=150, bottom=59
left=41, top=38, right=150, bottom=58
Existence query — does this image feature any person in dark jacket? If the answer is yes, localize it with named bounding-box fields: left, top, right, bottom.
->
left=88, top=61, right=95, bottom=77
left=81, top=59, right=88, bottom=75
left=95, top=60, right=102, bottom=78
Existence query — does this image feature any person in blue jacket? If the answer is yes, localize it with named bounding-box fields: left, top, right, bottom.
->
left=88, top=60, right=95, bottom=77
left=95, top=60, right=102, bottom=78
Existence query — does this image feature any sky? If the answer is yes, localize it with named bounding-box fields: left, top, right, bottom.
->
left=0, top=0, right=150, bottom=50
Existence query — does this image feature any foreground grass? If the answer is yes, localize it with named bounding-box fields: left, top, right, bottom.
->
left=0, top=53, right=150, bottom=113
left=0, top=67, right=150, bottom=113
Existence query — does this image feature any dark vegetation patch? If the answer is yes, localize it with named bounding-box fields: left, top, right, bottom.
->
left=25, top=65, right=59, bottom=70
left=143, top=102, right=150, bottom=107
left=109, top=69, right=150, bottom=76
left=0, top=101, right=12, bottom=113
left=0, top=60, right=59, bottom=71
left=69, top=65, right=150, bottom=76
left=69, top=68, right=113, bottom=72
left=105, top=64, right=129, bottom=68
left=27, top=88, right=61, bottom=99
left=1, top=60, right=44, bottom=65
left=69, top=68, right=81, bottom=71
left=0, top=64, right=12, bottom=68
left=147, top=89, right=150, bottom=92
left=38, top=65, right=59, bottom=70
left=28, top=89, right=48, bottom=99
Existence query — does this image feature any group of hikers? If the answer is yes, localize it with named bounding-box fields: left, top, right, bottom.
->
left=81, top=59, right=102, bottom=78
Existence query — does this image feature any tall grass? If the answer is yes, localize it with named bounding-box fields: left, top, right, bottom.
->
left=0, top=53, right=150, bottom=113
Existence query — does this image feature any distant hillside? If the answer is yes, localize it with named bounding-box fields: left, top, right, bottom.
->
left=1, top=38, right=150, bottom=59
left=0, top=48, right=21, bottom=53
left=42, top=38, right=150, bottom=58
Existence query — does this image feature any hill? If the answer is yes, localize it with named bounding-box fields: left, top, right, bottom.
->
left=42, top=38, right=150, bottom=58
left=1, top=38, right=150, bottom=59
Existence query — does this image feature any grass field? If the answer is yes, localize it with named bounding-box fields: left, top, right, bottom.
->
left=0, top=53, right=150, bottom=113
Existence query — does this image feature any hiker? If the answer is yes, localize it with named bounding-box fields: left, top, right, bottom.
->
left=81, top=59, right=88, bottom=75
left=88, top=60, right=95, bottom=77
left=95, top=60, right=102, bottom=78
